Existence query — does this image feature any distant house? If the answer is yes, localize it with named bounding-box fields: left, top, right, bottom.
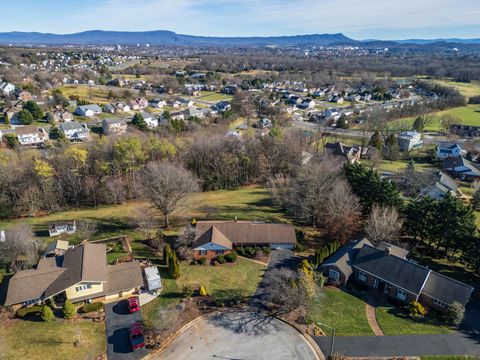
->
left=321, top=239, right=473, bottom=313
left=178, top=98, right=195, bottom=108
left=103, top=104, right=116, bottom=114
left=108, top=78, right=125, bottom=87
left=4, top=106, right=21, bottom=122
left=52, top=110, right=73, bottom=122
left=222, top=85, right=238, bottom=95
left=214, top=101, right=231, bottom=113
left=5, top=243, right=144, bottom=310
left=397, top=131, right=423, bottom=152
left=183, top=106, right=208, bottom=119
left=114, top=103, right=131, bottom=113
left=74, top=104, right=102, bottom=117
left=15, top=125, right=47, bottom=146
left=192, top=220, right=297, bottom=260
left=443, top=156, right=480, bottom=181
left=297, top=98, right=316, bottom=110
left=436, top=142, right=465, bottom=159
left=0, top=81, right=15, bottom=96
left=59, top=121, right=90, bottom=141
left=134, top=97, right=148, bottom=109
left=149, top=98, right=167, bottom=109
left=421, top=172, right=458, bottom=200
left=48, top=221, right=76, bottom=237
left=17, top=91, right=32, bottom=102
left=255, top=118, right=272, bottom=129
left=325, top=142, right=367, bottom=164
left=140, top=112, right=158, bottom=128
left=102, top=118, right=128, bottom=135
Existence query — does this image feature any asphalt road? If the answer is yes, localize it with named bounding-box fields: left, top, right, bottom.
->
left=105, top=300, right=149, bottom=360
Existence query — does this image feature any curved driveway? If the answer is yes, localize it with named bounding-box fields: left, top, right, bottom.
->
left=156, top=310, right=319, bottom=360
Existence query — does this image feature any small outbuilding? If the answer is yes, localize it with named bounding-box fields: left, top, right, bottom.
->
left=144, top=266, right=162, bottom=292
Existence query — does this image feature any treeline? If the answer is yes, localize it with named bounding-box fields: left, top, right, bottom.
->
left=0, top=130, right=302, bottom=218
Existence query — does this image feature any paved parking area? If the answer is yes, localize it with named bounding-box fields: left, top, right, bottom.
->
left=156, top=310, right=319, bottom=360
left=105, top=300, right=149, bottom=360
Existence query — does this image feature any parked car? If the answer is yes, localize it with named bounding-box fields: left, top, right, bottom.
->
left=130, top=322, right=145, bottom=350
left=128, top=297, right=140, bottom=313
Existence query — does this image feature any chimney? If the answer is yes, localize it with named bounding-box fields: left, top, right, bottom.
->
left=385, top=247, right=392, bottom=256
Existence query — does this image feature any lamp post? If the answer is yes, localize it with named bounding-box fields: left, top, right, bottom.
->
left=316, top=321, right=336, bottom=359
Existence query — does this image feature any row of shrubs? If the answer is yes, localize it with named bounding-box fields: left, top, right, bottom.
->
left=16, top=301, right=103, bottom=320
left=217, top=251, right=238, bottom=264
left=81, top=302, right=104, bottom=313
left=236, top=246, right=271, bottom=258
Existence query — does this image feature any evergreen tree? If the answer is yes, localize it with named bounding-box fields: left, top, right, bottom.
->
left=412, top=116, right=424, bottom=131
left=23, top=100, right=44, bottom=120
left=18, top=109, right=34, bottom=125
left=369, top=130, right=382, bottom=150
left=171, top=253, right=181, bottom=279
left=63, top=300, right=76, bottom=319
left=472, top=189, right=480, bottom=211
left=41, top=305, right=55, bottom=322
left=384, top=133, right=400, bottom=161
left=132, top=112, right=148, bottom=131
left=163, top=243, right=172, bottom=266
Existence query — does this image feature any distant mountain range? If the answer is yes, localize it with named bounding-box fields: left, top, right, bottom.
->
left=0, top=30, right=478, bottom=47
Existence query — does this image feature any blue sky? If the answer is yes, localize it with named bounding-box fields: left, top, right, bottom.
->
left=2, top=0, right=480, bottom=40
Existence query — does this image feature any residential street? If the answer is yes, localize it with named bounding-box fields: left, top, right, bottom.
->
left=314, top=300, right=480, bottom=357
left=105, top=300, right=149, bottom=360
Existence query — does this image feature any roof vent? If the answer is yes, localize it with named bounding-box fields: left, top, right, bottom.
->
left=385, top=247, right=392, bottom=256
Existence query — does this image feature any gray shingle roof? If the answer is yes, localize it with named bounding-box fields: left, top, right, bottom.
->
left=422, top=271, right=473, bottom=307
left=322, top=238, right=371, bottom=278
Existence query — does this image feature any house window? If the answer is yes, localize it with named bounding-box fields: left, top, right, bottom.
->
left=358, top=271, right=367, bottom=282
left=373, top=278, right=379, bottom=288
left=329, top=269, right=340, bottom=281
left=76, top=284, right=91, bottom=292
left=433, top=298, right=448, bottom=308
left=200, top=250, right=207, bottom=255
left=217, top=250, right=225, bottom=255
left=396, top=289, right=407, bottom=301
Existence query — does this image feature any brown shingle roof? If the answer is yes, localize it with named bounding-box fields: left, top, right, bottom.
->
left=193, top=226, right=233, bottom=249
left=15, top=125, right=39, bottom=136
left=194, top=221, right=297, bottom=246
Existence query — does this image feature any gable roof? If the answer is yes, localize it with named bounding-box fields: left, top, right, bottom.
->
left=322, top=238, right=371, bottom=278
left=422, top=271, right=473, bottom=306
left=194, top=221, right=297, bottom=246
left=353, top=244, right=430, bottom=295
left=15, top=125, right=39, bottom=136
left=376, top=241, right=409, bottom=259
left=193, top=226, right=233, bottom=250
left=444, top=156, right=480, bottom=176
left=59, top=121, right=84, bottom=131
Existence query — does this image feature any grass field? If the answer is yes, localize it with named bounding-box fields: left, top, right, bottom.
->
left=376, top=307, right=452, bottom=335
left=391, top=105, right=480, bottom=131
left=307, top=288, right=374, bottom=336
left=177, top=258, right=265, bottom=300
left=195, top=92, right=233, bottom=102
left=0, top=321, right=105, bottom=360
left=375, top=159, right=439, bottom=173
left=57, top=85, right=111, bottom=104
left=430, top=79, right=480, bottom=98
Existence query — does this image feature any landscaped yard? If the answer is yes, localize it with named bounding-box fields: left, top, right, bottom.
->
left=376, top=307, right=452, bottom=335
left=177, top=258, right=265, bottom=300
left=307, top=287, right=374, bottom=336
left=0, top=320, right=106, bottom=360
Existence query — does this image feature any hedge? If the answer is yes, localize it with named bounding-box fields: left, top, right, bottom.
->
left=17, top=305, right=44, bottom=318
left=82, top=302, right=104, bottom=313
left=225, top=251, right=238, bottom=263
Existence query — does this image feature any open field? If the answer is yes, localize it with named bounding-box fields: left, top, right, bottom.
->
left=0, top=320, right=105, bottom=360
left=195, top=91, right=233, bottom=102
left=376, top=307, right=452, bottom=335
left=57, top=85, right=111, bottom=104
left=391, top=105, right=480, bottom=131
left=430, top=79, right=480, bottom=98
left=307, top=287, right=374, bottom=336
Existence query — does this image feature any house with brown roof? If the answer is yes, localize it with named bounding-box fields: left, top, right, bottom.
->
left=5, top=243, right=143, bottom=310
left=192, top=220, right=297, bottom=260
left=320, top=239, right=474, bottom=313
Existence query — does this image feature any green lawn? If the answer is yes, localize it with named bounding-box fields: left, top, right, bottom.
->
left=391, top=105, right=480, bottom=131
left=0, top=321, right=105, bottom=360
left=376, top=307, right=452, bottom=335
left=421, top=356, right=477, bottom=360
left=196, top=92, right=233, bottom=102
left=375, top=159, right=439, bottom=173
left=430, top=79, right=480, bottom=98
left=177, top=258, right=265, bottom=300
left=307, top=288, right=374, bottom=336
left=58, top=85, right=111, bottom=104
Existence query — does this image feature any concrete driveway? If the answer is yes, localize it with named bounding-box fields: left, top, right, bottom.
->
left=105, top=300, right=149, bottom=360
left=156, top=310, right=319, bottom=360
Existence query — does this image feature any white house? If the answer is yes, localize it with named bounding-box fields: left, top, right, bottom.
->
left=60, top=121, right=90, bottom=141
left=140, top=112, right=158, bottom=128
left=74, top=104, right=102, bottom=117
left=102, top=118, right=128, bottom=135
left=0, top=81, right=15, bottom=96
left=397, top=131, right=423, bottom=152
left=436, top=142, right=465, bottom=159
left=48, top=221, right=76, bottom=237
left=15, top=125, right=47, bottom=146
left=149, top=98, right=167, bottom=109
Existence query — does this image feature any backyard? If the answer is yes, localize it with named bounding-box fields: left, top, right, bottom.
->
left=0, top=320, right=106, bottom=360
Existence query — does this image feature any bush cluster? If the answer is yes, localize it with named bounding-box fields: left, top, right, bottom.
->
left=17, top=305, right=44, bottom=318
left=82, top=302, right=104, bottom=313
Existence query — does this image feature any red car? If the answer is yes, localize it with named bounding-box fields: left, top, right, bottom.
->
left=128, top=297, right=140, bottom=313
left=130, top=322, right=145, bottom=350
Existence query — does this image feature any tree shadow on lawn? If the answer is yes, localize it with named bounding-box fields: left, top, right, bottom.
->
left=207, top=309, right=280, bottom=336
left=0, top=273, right=12, bottom=304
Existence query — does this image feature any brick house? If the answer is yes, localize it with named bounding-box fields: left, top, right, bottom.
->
left=321, top=239, right=473, bottom=313
left=192, top=220, right=297, bottom=261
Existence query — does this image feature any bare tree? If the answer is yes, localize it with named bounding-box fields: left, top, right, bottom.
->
left=140, top=162, right=200, bottom=228
left=77, top=220, right=97, bottom=241
left=105, top=176, right=126, bottom=206
left=0, top=224, right=38, bottom=271
left=129, top=204, right=158, bottom=240
left=261, top=267, right=308, bottom=315
left=365, top=205, right=403, bottom=245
